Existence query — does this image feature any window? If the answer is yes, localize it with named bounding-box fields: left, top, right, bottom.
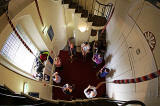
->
left=0, top=25, right=39, bottom=74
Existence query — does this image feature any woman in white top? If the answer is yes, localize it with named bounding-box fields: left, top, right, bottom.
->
left=81, top=42, right=90, bottom=60
left=52, top=72, right=61, bottom=84
left=84, top=85, right=97, bottom=98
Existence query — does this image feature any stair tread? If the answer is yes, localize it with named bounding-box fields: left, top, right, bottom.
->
left=69, top=2, right=78, bottom=8
left=81, top=10, right=88, bottom=18
left=91, top=29, right=97, bottom=36
left=62, top=0, right=72, bottom=4
left=63, top=0, right=110, bottom=26
left=92, top=15, right=107, bottom=26
left=75, top=6, right=84, bottom=13
left=88, top=15, right=107, bottom=26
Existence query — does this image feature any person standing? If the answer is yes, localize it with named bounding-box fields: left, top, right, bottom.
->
left=62, top=83, right=73, bottom=95
left=92, top=53, right=103, bottom=68
left=52, top=72, right=61, bottom=84
left=54, top=56, right=63, bottom=71
left=68, top=40, right=76, bottom=63
left=81, top=42, right=90, bottom=61
left=97, top=66, right=110, bottom=78
left=84, top=85, right=97, bottom=98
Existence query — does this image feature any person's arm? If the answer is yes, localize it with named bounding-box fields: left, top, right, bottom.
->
left=84, top=86, right=90, bottom=98
left=100, top=65, right=106, bottom=73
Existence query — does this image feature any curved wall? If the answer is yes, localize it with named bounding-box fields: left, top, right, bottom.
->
left=105, top=0, right=160, bottom=105
left=0, top=0, right=67, bottom=100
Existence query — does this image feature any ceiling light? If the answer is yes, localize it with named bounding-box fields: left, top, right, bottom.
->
left=79, top=26, right=87, bottom=32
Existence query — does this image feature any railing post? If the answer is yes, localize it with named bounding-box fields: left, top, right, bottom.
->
left=77, top=0, right=79, bottom=12
left=102, top=6, right=105, bottom=17
left=91, top=0, right=95, bottom=15
left=107, top=4, right=113, bottom=20
left=85, top=0, right=87, bottom=10
left=97, top=4, right=100, bottom=16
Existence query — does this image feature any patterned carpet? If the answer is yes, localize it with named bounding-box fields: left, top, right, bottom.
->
left=52, top=50, right=106, bottom=100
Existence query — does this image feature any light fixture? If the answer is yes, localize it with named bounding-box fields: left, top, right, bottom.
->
left=79, top=26, right=87, bottom=32
left=23, top=82, right=29, bottom=94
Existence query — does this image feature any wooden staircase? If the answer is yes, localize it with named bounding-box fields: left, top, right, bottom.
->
left=62, top=0, right=113, bottom=26
left=62, top=0, right=114, bottom=36
left=62, top=0, right=114, bottom=54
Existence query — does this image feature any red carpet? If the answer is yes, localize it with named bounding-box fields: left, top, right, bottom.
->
left=52, top=50, right=106, bottom=100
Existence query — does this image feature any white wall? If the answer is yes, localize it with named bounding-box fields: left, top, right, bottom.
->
left=105, top=0, right=160, bottom=105
left=17, top=15, right=47, bottom=50
left=39, top=0, right=67, bottom=55
left=0, top=64, right=52, bottom=100
left=0, top=0, right=67, bottom=100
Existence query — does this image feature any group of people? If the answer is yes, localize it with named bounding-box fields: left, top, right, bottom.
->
left=50, top=39, right=110, bottom=99
left=35, top=51, right=53, bottom=81
left=67, top=39, right=111, bottom=98
left=52, top=56, right=74, bottom=95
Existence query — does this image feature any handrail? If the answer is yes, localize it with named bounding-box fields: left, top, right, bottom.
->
left=145, top=0, right=160, bottom=9
left=41, top=97, right=145, bottom=105
left=93, top=1, right=114, bottom=20
left=0, top=92, right=26, bottom=99
left=21, top=92, right=41, bottom=101
left=96, top=0, right=113, bottom=7
left=121, top=100, right=145, bottom=106
left=4, top=84, right=15, bottom=94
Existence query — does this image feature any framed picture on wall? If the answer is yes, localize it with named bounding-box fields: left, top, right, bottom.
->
left=47, top=25, right=54, bottom=41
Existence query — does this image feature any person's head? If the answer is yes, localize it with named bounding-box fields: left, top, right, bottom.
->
left=98, top=54, right=102, bottom=58
left=87, top=88, right=93, bottom=94
left=44, top=75, right=48, bottom=80
left=85, top=42, right=88, bottom=45
left=94, top=41, right=98, bottom=46
left=65, top=84, right=69, bottom=88
left=105, top=68, right=110, bottom=72
left=54, top=57, right=58, bottom=61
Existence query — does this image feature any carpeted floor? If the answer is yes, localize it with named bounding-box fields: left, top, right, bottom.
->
left=52, top=50, right=106, bottom=100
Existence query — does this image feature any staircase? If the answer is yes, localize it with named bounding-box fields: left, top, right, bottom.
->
left=0, top=84, right=48, bottom=105
left=62, top=0, right=114, bottom=36
left=61, top=0, right=114, bottom=53
left=0, top=84, right=145, bottom=105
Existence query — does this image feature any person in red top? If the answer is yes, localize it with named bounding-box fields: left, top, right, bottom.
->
left=54, top=56, right=63, bottom=71
left=68, top=40, right=76, bottom=62
left=39, top=51, right=49, bottom=63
